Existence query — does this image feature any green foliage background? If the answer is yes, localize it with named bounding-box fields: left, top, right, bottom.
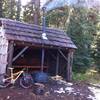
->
left=46, top=7, right=99, bottom=72
left=0, top=0, right=100, bottom=72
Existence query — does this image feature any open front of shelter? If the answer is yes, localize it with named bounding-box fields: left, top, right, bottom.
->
left=0, top=18, right=77, bottom=81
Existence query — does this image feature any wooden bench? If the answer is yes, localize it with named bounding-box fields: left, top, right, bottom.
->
left=13, top=65, right=48, bottom=69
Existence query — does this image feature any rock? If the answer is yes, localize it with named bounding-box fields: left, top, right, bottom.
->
left=44, top=91, right=50, bottom=96
left=7, top=96, right=10, bottom=99
left=54, top=88, right=65, bottom=94
left=33, top=83, right=45, bottom=95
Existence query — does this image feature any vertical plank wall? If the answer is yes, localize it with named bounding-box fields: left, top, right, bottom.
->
left=0, top=27, right=8, bottom=74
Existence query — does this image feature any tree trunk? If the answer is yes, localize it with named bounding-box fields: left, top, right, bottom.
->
left=7, top=41, right=14, bottom=75
left=33, top=0, right=40, bottom=25
left=16, top=0, right=21, bottom=21
left=10, top=0, right=13, bottom=19
left=67, top=49, right=74, bottom=81
left=0, top=0, right=3, bottom=17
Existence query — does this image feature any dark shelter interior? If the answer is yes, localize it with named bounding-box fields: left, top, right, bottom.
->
left=12, top=44, right=68, bottom=78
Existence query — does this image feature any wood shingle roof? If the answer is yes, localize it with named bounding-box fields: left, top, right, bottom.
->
left=0, top=18, right=77, bottom=49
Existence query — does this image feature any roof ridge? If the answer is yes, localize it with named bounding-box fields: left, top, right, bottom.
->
left=0, top=18, right=65, bottom=33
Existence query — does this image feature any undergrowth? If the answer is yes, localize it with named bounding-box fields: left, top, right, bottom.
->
left=72, top=68, right=100, bottom=84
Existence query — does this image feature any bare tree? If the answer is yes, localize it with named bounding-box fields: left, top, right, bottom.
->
left=16, top=0, right=21, bottom=20
left=33, top=0, right=40, bottom=25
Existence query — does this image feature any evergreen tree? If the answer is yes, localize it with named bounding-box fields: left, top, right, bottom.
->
left=92, top=11, right=100, bottom=70
left=2, top=0, right=10, bottom=18
left=67, top=8, right=96, bottom=72
left=46, top=7, right=98, bottom=73
left=9, top=0, right=16, bottom=19
left=23, top=0, right=35, bottom=23
left=23, top=0, right=40, bottom=24
left=46, top=7, right=69, bottom=29
left=2, top=0, right=16, bottom=19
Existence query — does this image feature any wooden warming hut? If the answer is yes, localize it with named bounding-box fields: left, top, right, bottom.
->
left=0, top=18, right=77, bottom=81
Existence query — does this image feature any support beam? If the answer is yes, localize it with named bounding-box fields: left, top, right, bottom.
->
left=66, top=49, right=74, bottom=81
left=7, top=41, right=14, bottom=74
left=56, top=51, right=59, bottom=75
left=58, top=49, right=67, bottom=62
left=12, top=46, right=28, bottom=62
left=41, top=48, right=45, bottom=72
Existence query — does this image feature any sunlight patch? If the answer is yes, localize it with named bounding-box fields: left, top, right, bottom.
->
left=88, top=86, right=100, bottom=100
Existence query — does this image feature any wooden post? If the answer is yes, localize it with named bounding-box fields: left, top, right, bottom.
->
left=56, top=51, right=59, bottom=75
left=0, top=0, right=3, bottom=17
left=41, top=48, right=45, bottom=72
left=67, top=49, right=74, bottom=81
left=7, top=41, right=14, bottom=74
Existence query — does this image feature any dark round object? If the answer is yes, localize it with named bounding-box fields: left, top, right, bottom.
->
left=32, top=72, right=48, bottom=83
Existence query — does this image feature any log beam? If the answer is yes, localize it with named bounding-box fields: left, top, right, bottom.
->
left=12, top=46, right=28, bottom=62
left=58, top=49, right=67, bottom=62
left=56, top=51, right=59, bottom=75
left=7, top=41, right=14, bottom=74
left=66, top=49, right=74, bottom=81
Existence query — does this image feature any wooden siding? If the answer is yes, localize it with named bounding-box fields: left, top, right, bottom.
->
left=0, top=29, right=8, bottom=74
left=0, top=18, right=77, bottom=49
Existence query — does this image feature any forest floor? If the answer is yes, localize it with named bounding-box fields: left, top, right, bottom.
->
left=0, top=78, right=100, bottom=100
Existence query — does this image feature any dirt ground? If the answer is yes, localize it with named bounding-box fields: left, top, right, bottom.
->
left=0, top=79, right=99, bottom=100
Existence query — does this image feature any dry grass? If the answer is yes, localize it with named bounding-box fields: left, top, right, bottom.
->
left=73, top=67, right=100, bottom=84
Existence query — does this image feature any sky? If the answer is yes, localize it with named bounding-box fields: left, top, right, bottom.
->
left=43, top=0, right=100, bottom=11
left=20, top=0, right=100, bottom=10
left=21, top=0, right=30, bottom=5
